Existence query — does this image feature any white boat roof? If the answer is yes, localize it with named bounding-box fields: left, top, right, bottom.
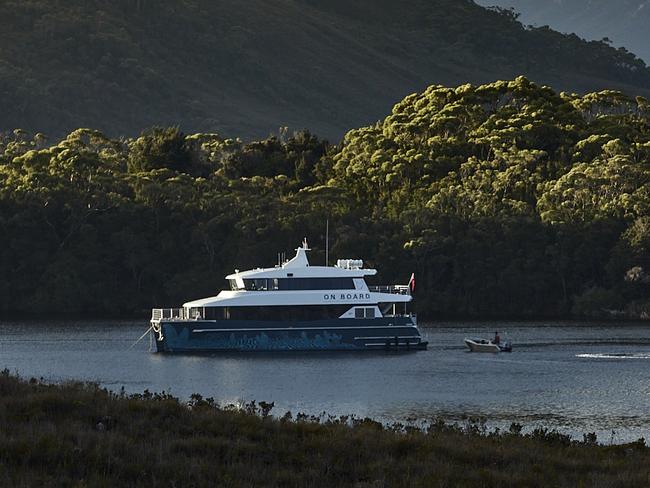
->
left=225, top=240, right=377, bottom=280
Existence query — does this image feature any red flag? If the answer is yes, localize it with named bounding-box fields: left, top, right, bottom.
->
left=408, top=272, right=415, bottom=292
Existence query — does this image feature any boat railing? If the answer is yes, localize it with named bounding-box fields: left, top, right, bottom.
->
left=151, top=308, right=185, bottom=322
left=368, top=285, right=411, bottom=295
left=383, top=312, right=417, bottom=323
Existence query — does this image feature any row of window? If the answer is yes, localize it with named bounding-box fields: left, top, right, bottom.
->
left=230, top=277, right=357, bottom=291
left=194, top=305, right=360, bottom=321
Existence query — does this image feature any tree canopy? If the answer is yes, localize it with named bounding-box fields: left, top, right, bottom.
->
left=1, top=78, right=649, bottom=319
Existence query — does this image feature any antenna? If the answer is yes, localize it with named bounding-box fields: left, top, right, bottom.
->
left=325, top=219, right=329, bottom=267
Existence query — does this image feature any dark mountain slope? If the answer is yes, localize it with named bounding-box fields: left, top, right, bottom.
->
left=476, top=0, right=650, bottom=63
left=1, top=0, right=649, bottom=140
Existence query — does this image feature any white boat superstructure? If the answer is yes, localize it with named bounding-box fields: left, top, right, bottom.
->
left=181, top=239, right=413, bottom=322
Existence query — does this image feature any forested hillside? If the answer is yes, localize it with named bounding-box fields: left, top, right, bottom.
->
left=1, top=0, right=650, bottom=140
left=476, top=0, right=650, bottom=63
left=1, top=78, right=649, bottom=319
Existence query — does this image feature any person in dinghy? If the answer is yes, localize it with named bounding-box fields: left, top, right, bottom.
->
left=464, top=331, right=512, bottom=353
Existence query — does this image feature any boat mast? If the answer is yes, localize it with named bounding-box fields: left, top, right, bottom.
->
left=325, top=219, right=329, bottom=267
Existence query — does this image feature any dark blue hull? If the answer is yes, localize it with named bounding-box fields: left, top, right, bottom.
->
left=152, top=317, right=427, bottom=352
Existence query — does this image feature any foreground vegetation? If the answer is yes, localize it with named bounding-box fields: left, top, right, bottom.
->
left=0, top=371, right=648, bottom=487
left=1, top=77, right=650, bottom=319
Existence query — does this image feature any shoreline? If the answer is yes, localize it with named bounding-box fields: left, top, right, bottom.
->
left=0, top=371, right=648, bottom=486
left=2, top=365, right=648, bottom=445
left=1, top=316, right=649, bottom=325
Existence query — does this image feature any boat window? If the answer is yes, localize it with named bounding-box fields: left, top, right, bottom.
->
left=277, top=277, right=356, bottom=290
left=229, top=279, right=239, bottom=291
left=243, top=279, right=271, bottom=291
left=202, top=305, right=355, bottom=321
left=243, top=277, right=356, bottom=291
left=353, top=307, right=376, bottom=319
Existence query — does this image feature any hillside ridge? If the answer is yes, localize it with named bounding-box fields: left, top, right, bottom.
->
left=476, top=0, right=650, bottom=63
left=1, top=0, right=649, bottom=139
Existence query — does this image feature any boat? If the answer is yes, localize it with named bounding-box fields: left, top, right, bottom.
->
left=464, top=338, right=512, bottom=353
left=150, top=239, right=428, bottom=353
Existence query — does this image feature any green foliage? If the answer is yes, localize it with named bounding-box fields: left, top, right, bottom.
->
left=1, top=78, right=650, bottom=319
left=0, top=127, right=339, bottom=316
left=128, top=127, right=193, bottom=174
left=331, top=78, right=650, bottom=318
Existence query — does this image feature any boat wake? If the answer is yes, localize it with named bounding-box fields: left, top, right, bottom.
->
left=576, top=352, right=650, bottom=360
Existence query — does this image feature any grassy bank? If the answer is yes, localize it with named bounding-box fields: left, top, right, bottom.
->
left=0, top=371, right=648, bottom=487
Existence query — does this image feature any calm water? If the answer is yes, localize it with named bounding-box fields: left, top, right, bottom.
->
left=1, top=320, right=650, bottom=443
